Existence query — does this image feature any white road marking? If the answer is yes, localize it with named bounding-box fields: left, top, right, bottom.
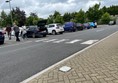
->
left=96, top=29, right=104, bottom=32
left=53, top=39, right=68, bottom=43
left=35, top=39, right=48, bottom=42
left=43, top=39, right=57, bottom=42
left=66, top=39, right=81, bottom=44
left=0, top=41, right=32, bottom=48
left=81, top=40, right=98, bottom=45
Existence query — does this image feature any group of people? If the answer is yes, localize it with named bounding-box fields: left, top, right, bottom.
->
left=5, top=23, right=27, bottom=41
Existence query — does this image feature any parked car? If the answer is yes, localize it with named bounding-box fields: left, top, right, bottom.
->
left=83, top=23, right=91, bottom=29
left=76, top=23, right=84, bottom=30
left=63, top=22, right=76, bottom=32
left=0, top=29, right=5, bottom=44
left=26, top=26, right=47, bottom=38
left=109, top=21, right=116, bottom=25
left=47, top=23, right=64, bottom=35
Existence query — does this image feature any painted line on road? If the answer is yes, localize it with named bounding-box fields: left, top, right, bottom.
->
left=81, top=40, right=98, bottom=45
left=43, top=39, right=58, bottom=42
left=66, top=39, right=82, bottom=44
left=0, top=41, right=32, bottom=48
left=21, top=31, right=118, bottom=83
left=35, top=39, right=48, bottom=42
left=53, top=39, right=68, bottom=43
left=96, top=29, right=105, bottom=32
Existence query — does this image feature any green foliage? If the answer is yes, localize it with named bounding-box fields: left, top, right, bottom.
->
left=101, top=12, right=111, bottom=24
left=87, top=4, right=102, bottom=22
left=0, top=4, right=118, bottom=27
left=63, top=13, right=71, bottom=22
left=0, top=10, right=8, bottom=27
left=75, top=9, right=85, bottom=23
left=47, top=11, right=64, bottom=24
left=12, top=7, right=26, bottom=26
left=26, top=13, right=39, bottom=26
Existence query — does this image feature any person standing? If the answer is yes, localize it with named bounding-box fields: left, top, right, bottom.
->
left=5, top=25, right=12, bottom=40
left=22, top=25, right=27, bottom=39
left=13, top=24, right=20, bottom=41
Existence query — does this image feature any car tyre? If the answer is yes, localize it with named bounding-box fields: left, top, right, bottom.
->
left=0, top=41, right=4, bottom=44
left=59, top=32, right=63, bottom=34
left=52, top=30, right=57, bottom=35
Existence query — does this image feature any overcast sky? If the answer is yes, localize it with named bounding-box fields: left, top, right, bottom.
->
left=0, top=0, right=118, bottom=18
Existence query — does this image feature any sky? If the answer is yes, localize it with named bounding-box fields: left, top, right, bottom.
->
left=0, top=0, right=118, bottom=18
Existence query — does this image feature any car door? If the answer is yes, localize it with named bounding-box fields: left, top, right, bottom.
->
left=47, top=24, right=55, bottom=34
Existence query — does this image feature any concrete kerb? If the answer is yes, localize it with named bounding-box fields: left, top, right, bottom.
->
left=20, top=31, right=118, bottom=83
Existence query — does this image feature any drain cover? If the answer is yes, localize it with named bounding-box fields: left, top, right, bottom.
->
left=59, top=66, right=71, bottom=72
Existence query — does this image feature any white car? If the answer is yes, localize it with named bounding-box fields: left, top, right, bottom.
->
left=47, top=23, right=64, bottom=35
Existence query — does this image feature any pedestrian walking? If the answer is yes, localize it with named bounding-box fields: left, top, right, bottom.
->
left=22, top=25, right=27, bottom=39
left=13, top=24, right=20, bottom=41
left=5, top=25, right=12, bottom=40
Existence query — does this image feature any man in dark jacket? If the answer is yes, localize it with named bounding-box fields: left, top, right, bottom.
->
left=6, top=25, right=12, bottom=40
left=13, top=24, right=20, bottom=41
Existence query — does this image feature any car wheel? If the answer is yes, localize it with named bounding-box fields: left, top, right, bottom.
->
left=32, top=33, right=36, bottom=38
left=43, top=34, right=46, bottom=37
left=0, top=41, right=4, bottom=44
left=59, top=32, right=63, bottom=34
left=52, top=30, right=57, bottom=35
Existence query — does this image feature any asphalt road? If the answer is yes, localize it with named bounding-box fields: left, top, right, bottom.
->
left=0, top=25, right=118, bottom=83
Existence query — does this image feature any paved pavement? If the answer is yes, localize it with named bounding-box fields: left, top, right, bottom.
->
left=22, top=31, right=118, bottom=83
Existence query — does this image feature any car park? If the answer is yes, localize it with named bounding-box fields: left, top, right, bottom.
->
left=63, top=22, right=76, bottom=32
left=26, top=26, right=47, bottom=38
left=0, top=29, right=5, bottom=44
left=47, top=23, right=64, bottom=35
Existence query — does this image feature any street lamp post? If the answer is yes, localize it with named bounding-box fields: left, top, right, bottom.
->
left=6, top=0, right=13, bottom=26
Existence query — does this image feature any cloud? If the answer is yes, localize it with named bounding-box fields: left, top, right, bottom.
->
left=0, top=0, right=117, bottom=18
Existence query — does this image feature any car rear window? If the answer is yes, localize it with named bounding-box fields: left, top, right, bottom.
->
left=29, top=26, right=38, bottom=30
left=49, top=25, right=55, bottom=28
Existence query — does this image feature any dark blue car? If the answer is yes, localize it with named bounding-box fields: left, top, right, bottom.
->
left=0, top=30, right=5, bottom=44
left=63, top=22, right=76, bottom=32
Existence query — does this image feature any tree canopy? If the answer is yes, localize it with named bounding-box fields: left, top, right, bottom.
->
left=0, top=4, right=118, bottom=27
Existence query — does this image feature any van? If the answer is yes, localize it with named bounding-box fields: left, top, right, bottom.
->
left=63, top=22, right=76, bottom=32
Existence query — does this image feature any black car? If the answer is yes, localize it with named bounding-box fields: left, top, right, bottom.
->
left=26, top=26, right=47, bottom=38
left=0, top=30, right=5, bottom=44
left=76, top=23, right=84, bottom=30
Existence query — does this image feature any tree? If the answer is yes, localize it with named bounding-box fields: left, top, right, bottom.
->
left=12, top=7, right=26, bottom=26
left=63, top=13, right=71, bottom=22
left=47, top=15, right=54, bottom=24
left=0, top=10, right=8, bottom=27
left=26, top=13, right=39, bottom=26
left=47, top=11, right=63, bottom=24
left=87, top=4, right=102, bottom=22
left=101, top=12, right=111, bottom=24
left=75, top=9, right=85, bottom=23
left=55, top=15, right=64, bottom=23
